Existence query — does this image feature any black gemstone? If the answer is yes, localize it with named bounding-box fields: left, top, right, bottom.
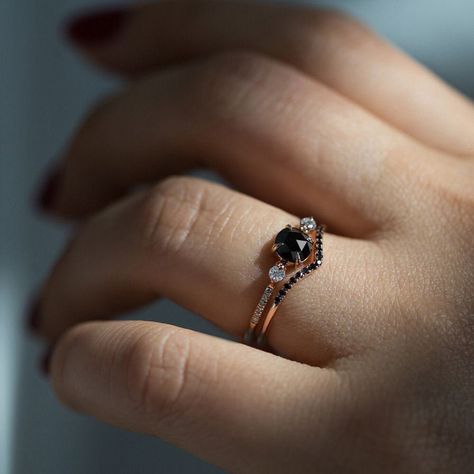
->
left=274, top=227, right=312, bottom=264
left=284, top=283, right=291, bottom=290
left=275, top=297, right=281, bottom=305
left=279, top=289, right=287, bottom=296
left=301, top=268, right=308, bottom=275
left=289, top=277, right=296, bottom=284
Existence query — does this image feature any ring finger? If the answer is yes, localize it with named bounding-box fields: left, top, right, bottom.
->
left=38, top=176, right=385, bottom=365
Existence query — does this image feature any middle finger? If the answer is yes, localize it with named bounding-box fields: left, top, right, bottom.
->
left=50, top=52, right=418, bottom=236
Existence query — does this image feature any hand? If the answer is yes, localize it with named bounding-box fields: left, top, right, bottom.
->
left=33, top=2, right=474, bottom=472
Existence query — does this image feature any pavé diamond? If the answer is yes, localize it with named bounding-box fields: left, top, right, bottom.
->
left=269, top=265, right=285, bottom=282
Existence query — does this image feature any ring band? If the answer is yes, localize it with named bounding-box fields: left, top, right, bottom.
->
left=244, top=217, right=324, bottom=346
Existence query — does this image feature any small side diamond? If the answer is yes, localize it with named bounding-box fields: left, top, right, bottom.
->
left=300, top=217, right=317, bottom=233
left=269, top=265, right=285, bottom=282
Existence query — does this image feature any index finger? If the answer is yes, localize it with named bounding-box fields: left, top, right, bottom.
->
left=67, top=1, right=474, bottom=156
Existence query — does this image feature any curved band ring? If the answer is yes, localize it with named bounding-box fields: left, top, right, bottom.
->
left=244, top=217, right=325, bottom=347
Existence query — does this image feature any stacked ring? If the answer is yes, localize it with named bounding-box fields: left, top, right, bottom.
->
left=244, top=217, right=324, bottom=347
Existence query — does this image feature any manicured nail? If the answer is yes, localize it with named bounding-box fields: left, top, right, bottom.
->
left=26, top=296, right=42, bottom=334
left=40, top=345, right=55, bottom=377
left=65, top=7, right=129, bottom=47
left=35, top=166, right=61, bottom=212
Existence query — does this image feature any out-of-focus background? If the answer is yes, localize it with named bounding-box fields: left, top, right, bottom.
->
left=1, top=1, right=473, bottom=473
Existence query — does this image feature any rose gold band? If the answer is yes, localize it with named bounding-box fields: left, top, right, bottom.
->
left=244, top=218, right=324, bottom=348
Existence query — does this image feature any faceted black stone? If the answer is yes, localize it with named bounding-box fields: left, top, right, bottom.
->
left=274, top=227, right=312, bottom=264
left=289, top=277, right=297, bottom=284
left=275, top=297, right=281, bottom=305
left=284, top=283, right=291, bottom=290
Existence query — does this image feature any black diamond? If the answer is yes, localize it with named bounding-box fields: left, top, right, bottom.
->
left=284, top=283, right=291, bottom=290
left=274, top=227, right=312, bottom=264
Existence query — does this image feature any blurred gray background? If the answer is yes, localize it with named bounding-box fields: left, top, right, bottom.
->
left=1, top=1, right=473, bottom=473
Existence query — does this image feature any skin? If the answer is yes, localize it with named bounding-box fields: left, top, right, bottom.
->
left=35, top=2, right=474, bottom=472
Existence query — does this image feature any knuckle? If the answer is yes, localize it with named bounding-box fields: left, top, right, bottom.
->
left=286, top=8, right=377, bottom=62
left=184, top=50, right=291, bottom=122
left=423, top=162, right=474, bottom=231
left=137, top=176, right=208, bottom=258
left=126, top=326, right=196, bottom=427
left=439, top=177, right=474, bottom=226
left=136, top=176, right=244, bottom=261
left=395, top=156, right=474, bottom=235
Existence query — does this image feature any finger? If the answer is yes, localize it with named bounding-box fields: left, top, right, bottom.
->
left=51, top=320, right=340, bottom=471
left=66, top=1, right=474, bottom=156
left=52, top=52, right=417, bottom=234
left=39, top=176, right=384, bottom=366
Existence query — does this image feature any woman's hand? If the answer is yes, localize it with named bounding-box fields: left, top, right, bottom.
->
left=33, top=2, right=474, bottom=472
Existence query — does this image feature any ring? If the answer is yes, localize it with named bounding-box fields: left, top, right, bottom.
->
left=244, top=217, right=324, bottom=347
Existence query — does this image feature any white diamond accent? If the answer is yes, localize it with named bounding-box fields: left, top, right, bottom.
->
left=250, top=285, right=274, bottom=325
left=269, top=265, right=285, bottom=282
left=300, top=217, right=316, bottom=233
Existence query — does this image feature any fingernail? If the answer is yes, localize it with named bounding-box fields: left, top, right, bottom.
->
left=40, top=345, right=55, bottom=377
left=35, top=166, right=61, bottom=212
left=26, top=296, right=42, bottom=334
left=65, top=7, right=129, bottom=47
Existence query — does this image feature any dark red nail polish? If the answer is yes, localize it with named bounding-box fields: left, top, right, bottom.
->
left=36, top=167, right=61, bottom=212
left=65, top=7, right=128, bottom=46
left=27, top=297, right=42, bottom=334
left=40, top=346, right=54, bottom=376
